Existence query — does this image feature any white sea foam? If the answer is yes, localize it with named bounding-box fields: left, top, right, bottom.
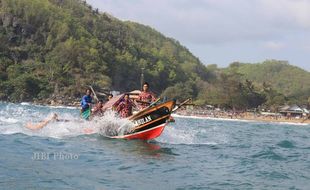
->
left=0, top=108, right=135, bottom=139
left=172, top=114, right=310, bottom=126
left=97, top=111, right=135, bottom=137
left=157, top=125, right=197, bottom=144
left=0, top=116, right=19, bottom=123
left=157, top=120, right=229, bottom=145
left=275, top=122, right=309, bottom=126
left=46, top=105, right=79, bottom=110
left=2, top=103, right=307, bottom=145
left=20, top=102, right=31, bottom=106
left=157, top=126, right=227, bottom=145
left=172, top=114, right=254, bottom=123
left=2, top=104, right=225, bottom=144
left=27, top=103, right=78, bottom=110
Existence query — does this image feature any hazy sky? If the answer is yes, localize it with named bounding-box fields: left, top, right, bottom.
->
left=86, top=0, right=310, bottom=71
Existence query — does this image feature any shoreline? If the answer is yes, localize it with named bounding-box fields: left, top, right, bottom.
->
left=2, top=101, right=309, bottom=125
left=0, top=101, right=80, bottom=110
left=172, top=113, right=310, bottom=125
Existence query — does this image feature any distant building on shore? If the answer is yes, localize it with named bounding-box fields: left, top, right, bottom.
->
left=279, top=105, right=309, bottom=118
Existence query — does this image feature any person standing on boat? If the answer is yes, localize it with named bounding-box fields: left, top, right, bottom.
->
left=81, top=88, right=93, bottom=119
left=138, top=82, right=156, bottom=109
left=117, top=94, right=136, bottom=118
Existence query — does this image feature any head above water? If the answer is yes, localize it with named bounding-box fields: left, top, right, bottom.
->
left=142, top=82, right=149, bottom=92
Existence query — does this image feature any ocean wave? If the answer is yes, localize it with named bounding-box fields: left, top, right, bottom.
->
left=20, top=102, right=31, bottom=106
left=0, top=117, right=19, bottom=124
left=46, top=105, right=79, bottom=110
left=172, top=114, right=310, bottom=126
left=276, top=140, right=296, bottom=148
left=172, top=114, right=256, bottom=123
left=251, top=148, right=286, bottom=161
left=0, top=110, right=134, bottom=139
left=157, top=122, right=229, bottom=145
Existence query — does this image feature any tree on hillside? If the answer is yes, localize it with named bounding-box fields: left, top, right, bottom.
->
left=0, top=0, right=308, bottom=109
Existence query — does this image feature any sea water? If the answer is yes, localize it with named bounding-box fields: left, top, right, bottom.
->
left=0, top=102, right=309, bottom=189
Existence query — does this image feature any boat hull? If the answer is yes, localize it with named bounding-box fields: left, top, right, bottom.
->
left=109, top=123, right=166, bottom=140
left=107, top=100, right=175, bottom=140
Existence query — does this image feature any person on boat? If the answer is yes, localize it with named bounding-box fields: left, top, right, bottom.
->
left=25, top=113, right=61, bottom=130
left=99, top=94, right=115, bottom=113
left=108, top=94, right=113, bottom=101
left=138, top=82, right=156, bottom=109
left=91, top=99, right=104, bottom=116
left=81, top=88, right=93, bottom=119
left=116, top=94, right=136, bottom=118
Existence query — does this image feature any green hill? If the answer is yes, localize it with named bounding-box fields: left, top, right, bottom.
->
left=0, top=0, right=208, bottom=102
left=214, top=60, right=310, bottom=108
left=233, top=60, right=310, bottom=96
left=0, top=0, right=309, bottom=109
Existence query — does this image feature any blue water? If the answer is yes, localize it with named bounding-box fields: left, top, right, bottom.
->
left=0, top=102, right=310, bottom=189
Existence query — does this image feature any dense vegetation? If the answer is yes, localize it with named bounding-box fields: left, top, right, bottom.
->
left=199, top=61, right=310, bottom=110
left=0, top=0, right=309, bottom=110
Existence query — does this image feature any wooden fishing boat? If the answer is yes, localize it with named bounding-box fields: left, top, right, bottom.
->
left=108, top=100, right=175, bottom=140
left=98, top=90, right=190, bottom=140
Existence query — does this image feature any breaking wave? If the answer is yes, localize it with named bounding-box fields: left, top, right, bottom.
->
left=172, top=114, right=309, bottom=126
left=95, top=111, right=135, bottom=137
left=0, top=103, right=134, bottom=138
left=157, top=117, right=229, bottom=145
left=0, top=102, right=232, bottom=145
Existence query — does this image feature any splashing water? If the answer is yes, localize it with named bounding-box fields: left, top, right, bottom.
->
left=157, top=116, right=230, bottom=145
left=5, top=102, right=304, bottom=145
left=94, top=110, right=135, bottom=137
left=0, top=102, right=231, bottom=144
left=1, top=102, right=310, bottom=190
left=0, top=102, right=134, bottom=138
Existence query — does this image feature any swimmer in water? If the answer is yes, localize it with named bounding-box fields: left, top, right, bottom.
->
left=25, top=113, right=96, bottom=135
left=25, top=113, right=68, bottom=130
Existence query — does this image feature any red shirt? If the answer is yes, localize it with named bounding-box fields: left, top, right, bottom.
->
left=138, top=91, right=156, bottom=109
left=117, top=100, right=136, bottom=118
